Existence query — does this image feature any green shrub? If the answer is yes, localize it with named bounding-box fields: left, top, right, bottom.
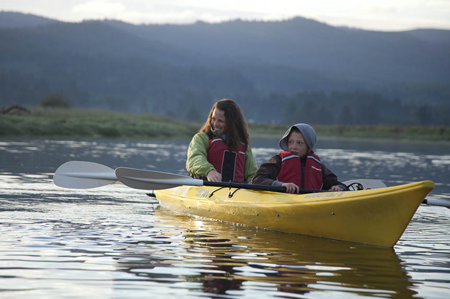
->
left=41, top=94, right=71, bottom=108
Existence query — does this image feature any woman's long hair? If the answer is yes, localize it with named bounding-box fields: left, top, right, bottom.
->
left=199, top=99, right=250, bottom=150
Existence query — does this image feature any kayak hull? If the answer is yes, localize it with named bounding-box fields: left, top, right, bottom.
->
left=155, top=180, right=434, bottom=247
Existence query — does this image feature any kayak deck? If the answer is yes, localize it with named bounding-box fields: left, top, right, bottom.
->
left=155, top=180, right=434, bottom=247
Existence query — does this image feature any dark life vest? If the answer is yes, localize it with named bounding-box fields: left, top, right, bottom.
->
left=277, top=151, right=323, bottom=190
left=207, top=133, right=246, bottom=182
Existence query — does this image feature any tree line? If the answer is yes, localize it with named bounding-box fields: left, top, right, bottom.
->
left=1, top=68, right=448, bottom=126
left=233, top=91, right=449, bottom=126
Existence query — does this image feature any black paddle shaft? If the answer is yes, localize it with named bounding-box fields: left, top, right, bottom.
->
left=202, top=181, right=327, bottom=194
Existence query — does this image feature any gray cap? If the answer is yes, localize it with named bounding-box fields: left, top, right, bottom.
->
left=279, top=123, right=316, bottom=152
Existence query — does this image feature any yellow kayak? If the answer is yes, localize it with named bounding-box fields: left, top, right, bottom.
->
left=155, top=180, right=434, bottom=247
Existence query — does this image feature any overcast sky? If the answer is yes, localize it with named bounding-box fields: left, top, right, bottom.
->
left=2, top=0, right=450, bottom=31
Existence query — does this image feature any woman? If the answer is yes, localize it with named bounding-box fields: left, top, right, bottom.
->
left=186, top=99, right=257, bottom=182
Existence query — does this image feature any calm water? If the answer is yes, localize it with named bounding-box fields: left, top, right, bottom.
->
left=1, top=137, right=450, bottom=298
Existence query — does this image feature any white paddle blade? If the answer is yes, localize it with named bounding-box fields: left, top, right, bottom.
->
left=423, top=198, right=450, bottom=208
left=344, top=179, right=387, bottom=190
left=115, top=167, right=203, bottom=190
left=54, top=161, right=117, bottom=189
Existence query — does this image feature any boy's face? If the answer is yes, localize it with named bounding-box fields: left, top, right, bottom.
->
left=211, top=108, right=227, bottom=135
left=288, top=130, right=309, bottom=157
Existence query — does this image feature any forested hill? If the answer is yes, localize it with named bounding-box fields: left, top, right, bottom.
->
left=0, top=11, right=56, bottom=28
left=105, top=18, right=450, bottom=85
left=1, top=11, right=449, bottom=125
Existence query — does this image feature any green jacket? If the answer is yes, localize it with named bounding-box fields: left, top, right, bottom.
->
left=186, top=131, right=258, bottom=182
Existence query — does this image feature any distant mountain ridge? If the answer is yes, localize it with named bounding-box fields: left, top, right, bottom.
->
left=0, top=11, right=57, bottom=28
left=404, top=29, right=450, bottom=45
left=2, top=11, right=449, bottom=85
left=0, top=11, right=449, bottom=124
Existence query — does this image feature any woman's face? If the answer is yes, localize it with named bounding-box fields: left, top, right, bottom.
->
left=211, top=108, right=227, bottom=135
left=288, top=130, right=309, bottom=157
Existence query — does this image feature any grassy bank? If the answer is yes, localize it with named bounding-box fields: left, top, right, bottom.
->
left=0, top=107, right=200, bottom=138
left=249, top=123, right=450, bottom=142
left=1, top=107, right=450, bottom=141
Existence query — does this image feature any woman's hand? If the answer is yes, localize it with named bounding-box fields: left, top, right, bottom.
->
left=207, top=170, right=222, bottom=182
left=282, top=182, right=299, bottom=194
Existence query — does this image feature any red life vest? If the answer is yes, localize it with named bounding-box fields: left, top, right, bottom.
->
left=207, top=135, right=246, bottom=182
left=277, top=151, right=323, bottom=190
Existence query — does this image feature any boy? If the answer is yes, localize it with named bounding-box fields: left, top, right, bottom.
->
left=252, top=123, right=345, bottom=193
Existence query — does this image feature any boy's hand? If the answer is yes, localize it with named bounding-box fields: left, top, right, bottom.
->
left=329, top=185, right=344, bottom=192
left=282, top=182, right=299, bottom=194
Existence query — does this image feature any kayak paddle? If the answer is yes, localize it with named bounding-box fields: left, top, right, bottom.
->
left=53, top=161, right=117, bottom=189
left=343, top=179, right=386, bottom=189
left=115, top=167, right=327, bottom=193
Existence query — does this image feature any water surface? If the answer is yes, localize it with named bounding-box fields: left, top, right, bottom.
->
left=0, top=138, right=449, bottom=298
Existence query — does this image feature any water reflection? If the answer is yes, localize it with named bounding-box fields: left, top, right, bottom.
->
left=115, top=209, right=416, bottom=298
